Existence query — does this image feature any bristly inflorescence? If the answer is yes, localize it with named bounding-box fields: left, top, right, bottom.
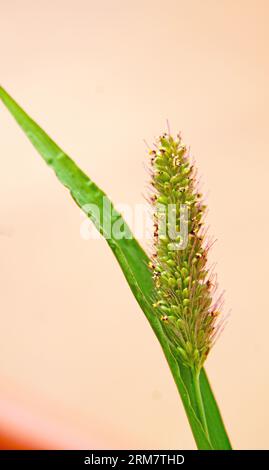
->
left=148, top=133, right=223, bottom=371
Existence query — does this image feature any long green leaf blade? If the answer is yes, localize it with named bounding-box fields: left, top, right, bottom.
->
left=0, top=86, right=231, bottom=450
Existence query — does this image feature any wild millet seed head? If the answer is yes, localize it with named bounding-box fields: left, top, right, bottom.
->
left=148, top=132, right=223, bottom=371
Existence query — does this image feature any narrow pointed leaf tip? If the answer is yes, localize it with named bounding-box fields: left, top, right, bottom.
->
left=149, top=133, right=223, bottom=371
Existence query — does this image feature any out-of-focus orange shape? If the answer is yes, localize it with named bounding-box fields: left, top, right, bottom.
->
left=0, top=395, right=115, bottom=450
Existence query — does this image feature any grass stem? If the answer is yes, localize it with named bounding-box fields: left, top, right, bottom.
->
left=193, top=369, right=210, bottom=443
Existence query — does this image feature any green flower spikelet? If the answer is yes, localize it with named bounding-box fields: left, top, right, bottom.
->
left=149, top=133, right=222, bottom=372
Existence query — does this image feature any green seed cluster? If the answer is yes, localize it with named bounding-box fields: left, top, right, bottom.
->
left=149, top=133, right=221, bottom=371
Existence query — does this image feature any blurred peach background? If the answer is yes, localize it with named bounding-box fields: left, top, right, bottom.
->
left=0, top=0, right=269, bottom=450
